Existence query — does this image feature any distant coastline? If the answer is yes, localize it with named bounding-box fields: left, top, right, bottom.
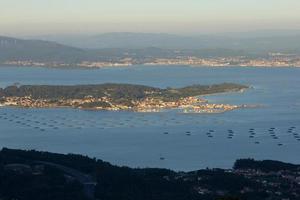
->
left=1, top=63, right=300, bottom=71
left=1, top=34, right=300, bottom=69
left=1, top=58, right=300, bottom=69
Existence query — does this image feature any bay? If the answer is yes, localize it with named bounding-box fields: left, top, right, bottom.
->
left=0, top=65, right=299, bottom=171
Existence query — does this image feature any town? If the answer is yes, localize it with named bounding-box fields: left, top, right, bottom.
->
left=0, top=95, right=243, bottom=114
left=3, top=54, right=300, bottom=68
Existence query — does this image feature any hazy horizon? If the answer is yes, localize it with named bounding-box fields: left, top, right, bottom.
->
left=1, top=0, right=300, bottom=36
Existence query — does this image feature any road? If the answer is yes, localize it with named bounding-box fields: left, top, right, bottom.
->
left=36, top=161, right=97, bottom=199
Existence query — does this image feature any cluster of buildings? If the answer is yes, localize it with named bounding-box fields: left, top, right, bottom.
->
left=3, top=55, right=300, bottom=68
left=1, top=95, right=242, bottom=114
left=145, top=57, right=231, bottom=67
left=1, top=96, right=51, bottom=107
left=135, top=96, right=207, bottom=112
left=3, top=60, right=70, bottom=67
left=234, top=168, right=300, bottom=199
left=77, top=61, right=132, bottom=68
left=145, top=56, right=300, bottom=67
left=170, top=167, right=300, bottom=199
left=182, top=104, right=241, bottom=114
left=134, top=96, right=241, bottom=114
left=0, top=96, right=127, bottom=110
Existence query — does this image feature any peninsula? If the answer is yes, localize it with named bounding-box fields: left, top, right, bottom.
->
left=0, top=83, right=248, bottom=113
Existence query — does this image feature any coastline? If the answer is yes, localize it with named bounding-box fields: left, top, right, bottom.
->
left=1, top=63, right=300, bottom=70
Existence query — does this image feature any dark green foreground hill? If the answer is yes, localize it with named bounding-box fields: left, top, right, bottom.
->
left=0, top=148, right=299, bottom=200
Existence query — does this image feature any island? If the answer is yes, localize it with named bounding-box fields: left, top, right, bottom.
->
left=0, top=83, right=248, bottom=113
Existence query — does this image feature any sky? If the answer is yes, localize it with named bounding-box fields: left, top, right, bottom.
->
left=1, top=0, right=300, bottom=36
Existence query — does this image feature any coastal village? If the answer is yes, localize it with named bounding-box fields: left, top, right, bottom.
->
left=144, top=55, right=300, bottom=67
left=0, top=95, right=242, bottom=114
left=177, top=165, right=300, bottom=199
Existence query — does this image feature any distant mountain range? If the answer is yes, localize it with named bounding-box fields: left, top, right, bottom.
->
left=0, top=32, right=300, bottom=65
left=0, top=35, right=248, bottom=64
left=33, top=32, right=300, bottom=53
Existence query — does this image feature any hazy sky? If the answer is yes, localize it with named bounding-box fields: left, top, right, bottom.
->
left=1, top=0, right=300, bottom=36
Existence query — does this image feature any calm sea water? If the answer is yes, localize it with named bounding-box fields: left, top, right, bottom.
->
left=0, top=66, right=300, bottom=171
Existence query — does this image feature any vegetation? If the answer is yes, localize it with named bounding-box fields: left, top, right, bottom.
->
left=234, top=158, right=300, bottom=172
left=161, top=83, right=246, bottom=100
left=0, top=148, right=299, bottom=200
left=0, top=83, right=247, bottom=102
left=0, top=149, right=89, bottom=200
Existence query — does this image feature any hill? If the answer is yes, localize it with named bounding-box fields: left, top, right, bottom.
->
left=0, top=36, right=85, bottom=63
left=0, top=148, right=300, bottom=200
left=0, top=83, right=247, bottom=111
left=0, top=35, right=248, bottom=65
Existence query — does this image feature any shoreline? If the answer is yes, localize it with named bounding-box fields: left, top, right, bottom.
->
left=0, top=103, right=246, bottom=114
left=1, top=63, right=300, bottom=70
left=0, top=95, right=250, bottom=114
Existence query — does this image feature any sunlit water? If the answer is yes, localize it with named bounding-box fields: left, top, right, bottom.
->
left=0, top=66, right=300, bottom=171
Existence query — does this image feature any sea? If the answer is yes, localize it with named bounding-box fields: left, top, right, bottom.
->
left=0, top=65, right=299, bottom=171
